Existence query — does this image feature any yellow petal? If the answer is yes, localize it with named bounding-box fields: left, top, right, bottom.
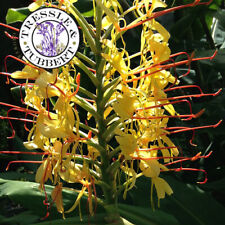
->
left=113, top=92, right=137, bottom=120
left=152, top=177, right=173, bottom=199
left=115, top=133, right=137, bottom=159
left=95, top=0, right=120, bottom=30
left=11, top=65, right=39, bottom=79
left=66, top=186, right=86, bottom=213
left=35, top=158, right=52, bottom=188
left=140, top=159, right=160, bottom=178
left=59, top=162, right=83, bottom=183
left=51, top=183, right=64, bottom=215
left=28, top=0, right=45, bottom=12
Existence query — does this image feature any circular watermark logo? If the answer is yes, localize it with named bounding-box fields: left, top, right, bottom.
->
left=19, top=7, right=79, bottom=69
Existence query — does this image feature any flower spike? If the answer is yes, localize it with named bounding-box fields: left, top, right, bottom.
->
left=0, top=0, right=221, bottom=219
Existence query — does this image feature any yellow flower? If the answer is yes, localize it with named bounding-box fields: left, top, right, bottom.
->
left=102, top=43, right=129, bottom=80
left=35, top=158, right=53, bottom=189
left=152, top=177, right=173, bottom=199
left=95, top=0, right=121, bottom=31
left=59, top=162, right=83, bottom=183
left=51, top=182, right=65, bottom=217
left=115, top=130, right=137, bottom=159
left=113, top=89, right=138, bottom=121
left=28, top=0, right=45, bottom=11
left=138, top=151, right=173, bottom=200
left=36, top=108, right=75, bottom=139
left=11, top=65, right=39, bottom=79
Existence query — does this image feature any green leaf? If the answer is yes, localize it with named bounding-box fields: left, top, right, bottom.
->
left=6, top=8, right=29, bottom=24
left=202, top=177, right=225, bottom=191
left=214, top=9, right=225, bottom=31
left=118, top=204, right=180, bottom=225
left=31, top=214, right=107, bottom=225
left=0, top=211, right=39, bottom=225
left=170, top=14, right=196, bottom=41
left=0, top=178, right=100, bottom=220
left=0, top=172, right=35, bottom=182
left=160, top=177, right=225, bottom=225
left=31, top=214, right=135, bottom=225
left=128, top=176, right=225, bottom=225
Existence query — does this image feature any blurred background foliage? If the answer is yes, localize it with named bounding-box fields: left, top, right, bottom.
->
left=0, top=0, right=225, bottom=224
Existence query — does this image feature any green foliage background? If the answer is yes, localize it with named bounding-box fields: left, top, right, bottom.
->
left=0, top=0, right=225, bottom=224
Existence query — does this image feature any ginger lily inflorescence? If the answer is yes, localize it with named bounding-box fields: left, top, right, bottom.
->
left=0, top=0, right=221, bottom=223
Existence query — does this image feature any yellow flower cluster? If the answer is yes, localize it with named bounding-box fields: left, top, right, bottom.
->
left=99, top=0, right=177, bottom=200
left=2, top=0, right=218, bottom=219
left=11, top=63, right=95, bottom=216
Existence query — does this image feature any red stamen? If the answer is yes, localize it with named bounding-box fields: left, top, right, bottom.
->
left=6, top=160, right=43, bottom=171
left=49, top=83, right=66, bottom=96
left=136, top=146, right=177, bottom=152
left=0, top=115, right=36, bottom=139
left=136, top=99, right=193, bottom=115
left=190, top=130, right=197, bottom=146
left=88, top=67, right=96, bottom=74
left=168, top=51, right=192, bottom=79
left=0, top=23, right=19, bottom=32
left=7, top=107, right=37, bottom=118
left=132, top=112, right=202, bottom=121
left=6, top=116, right=15, bottom=139
left=132, top=151, right=212, bottom=162
left=186, top=51, right=195, bottom=65
left=170, top=167, right=208, bottom=184
left=164, top=151, right=212, bottom=166
left=0, top=72, right=11, bottom=77
left=2, top=115, right=37, bottom=122
left=24, top=113, right=31, bottom=131
left=160, top=50, right=217, bottom=75
left=4, top=31, right=18, bottom=40
left=83, top=98, right=95, bottom=103
left=47, top=98, right=52, bottom=120
left=120, top=0, right=213, bottom=32
left=69, top=73, right=80, bottom=98
left=0, top=151, right=48, bottom=155
left=4, top=55, right=41, bottom=82
left=165, top=85, right=203, bottom=93
left=158, top=88, right=222, bottom=101
left=40, top=159, right=51, bottom=195
left=126, top=51, right=217, bottom=83
left=41, top=185, right=50, bottom=220
left=164, top=120, right=222, bottom=134
left=5, top=107, right=37, bottom=135
left=0, top=102, right=23, bottom=109
left=88, top=131, right=92, bottom=139
left=10, top=79, right=34, bottom=87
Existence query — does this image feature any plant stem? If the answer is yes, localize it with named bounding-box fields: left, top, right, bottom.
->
left=94, top=3, right=121, bottom=223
